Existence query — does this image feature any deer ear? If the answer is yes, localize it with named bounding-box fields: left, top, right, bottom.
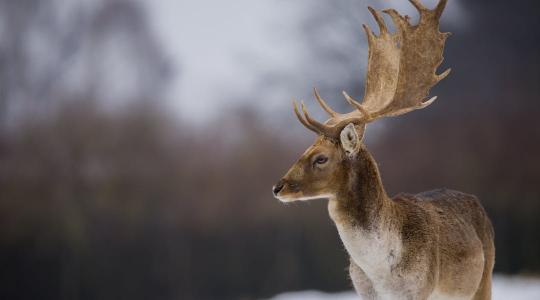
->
left=340, top=123, right=364, bottom=157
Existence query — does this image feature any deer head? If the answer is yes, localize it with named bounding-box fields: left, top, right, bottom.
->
left=273, top=0, right=450, bottom=202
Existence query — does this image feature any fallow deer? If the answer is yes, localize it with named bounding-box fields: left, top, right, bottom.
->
left=272, top=0, right=495, bottom=299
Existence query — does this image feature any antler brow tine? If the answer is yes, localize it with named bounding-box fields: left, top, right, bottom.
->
left=293, top=100, right=318, bottom=133
left=300, top=100, right=334, bottom=135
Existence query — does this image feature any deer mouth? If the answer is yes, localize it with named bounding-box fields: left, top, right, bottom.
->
left=273, top=181, right=302, bottom=201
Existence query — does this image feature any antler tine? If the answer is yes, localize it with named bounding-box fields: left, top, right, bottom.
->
left=313, top=88, right=338, bottom=117
left=383, top=8, right=410, bottom=29
left=434, top=0, right=448, bottom=19
left=367, top=6, right=388, bottom=35
left=408, top=0, right=427, bottom=12
left=300, top=101, right=336, bottom=137
left=384, top=96, right=437, bottom=117
left=362, top=24, right=375, bottom=43
left=342, top=91, right=371, bottom=120
left=421, top=96, right=437, bottom=108
left=436, top=68, right=452, bottom=83
left=293, top=100, right=319, bottom=134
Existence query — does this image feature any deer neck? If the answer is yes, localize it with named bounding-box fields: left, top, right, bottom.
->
left=328, top=146, right=392, bottom=229
left=328, top=146, right=403, bottom=277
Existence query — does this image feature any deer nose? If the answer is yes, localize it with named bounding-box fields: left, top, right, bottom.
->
left=273, top=180, right=285, bottom=196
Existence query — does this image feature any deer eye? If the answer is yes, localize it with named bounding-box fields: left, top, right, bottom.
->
left=314, top=155, right=328, bottom=166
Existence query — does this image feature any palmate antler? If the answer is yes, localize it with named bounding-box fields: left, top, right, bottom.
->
left=294, top=0, right=451, bottom=139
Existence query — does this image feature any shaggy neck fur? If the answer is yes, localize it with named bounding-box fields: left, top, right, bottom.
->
left=331, top=146, right=393, bottom=228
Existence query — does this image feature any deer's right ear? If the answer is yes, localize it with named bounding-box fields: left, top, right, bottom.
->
left=340, top=123, right=364, bottom=158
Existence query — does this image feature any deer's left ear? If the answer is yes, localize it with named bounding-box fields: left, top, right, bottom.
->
left=340, top=123, right=365, bottom=157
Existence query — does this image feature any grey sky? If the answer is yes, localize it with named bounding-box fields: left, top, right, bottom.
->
left=146, top=0, right=468, bottom=122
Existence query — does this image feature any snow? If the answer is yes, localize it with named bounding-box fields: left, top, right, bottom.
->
left=270, top=290, right=359, bottom=300
left=268, top=275, right=540, bottom=300
left=492, top=275, right=540, bottom=300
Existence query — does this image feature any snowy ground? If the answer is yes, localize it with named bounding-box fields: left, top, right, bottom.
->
left=269, top=275, right=540, bottom=300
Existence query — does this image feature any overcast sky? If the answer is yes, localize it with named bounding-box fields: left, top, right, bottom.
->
left=146, top=0, right=467, bottom=122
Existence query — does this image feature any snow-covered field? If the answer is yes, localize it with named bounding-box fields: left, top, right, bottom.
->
left=269, top=275, right=540, bottom=300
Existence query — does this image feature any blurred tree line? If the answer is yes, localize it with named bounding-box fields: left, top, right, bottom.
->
left=1, top=0, right=539, bottom=299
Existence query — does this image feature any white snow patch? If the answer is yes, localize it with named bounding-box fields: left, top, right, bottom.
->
left=270, top=290, right=359, bottom=300
left=492, top=275, right=540, bottom=300
left=267, top=275, right=540, bottom=300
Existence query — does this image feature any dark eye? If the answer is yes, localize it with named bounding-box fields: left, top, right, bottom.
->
left=314, top=155, right=328, bottom=165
